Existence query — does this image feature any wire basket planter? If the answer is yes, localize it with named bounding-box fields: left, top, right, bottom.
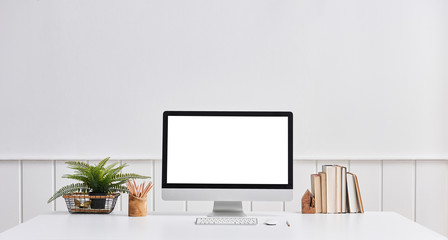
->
left=63, top=193, right=120, bottom=214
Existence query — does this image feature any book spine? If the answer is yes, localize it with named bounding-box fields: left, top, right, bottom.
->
left=336, top=166, right=342, bottom=213
left=311, top=174, right=322, bottom=213
left=319, top=172, right=327, bottom=213
left=353, top=174, right=364, bottom=213
left=341, top=167, right=347, bottom=213
left=346, top=173, right=359, bottom=213
left=323, top=165, right=337, bottom=214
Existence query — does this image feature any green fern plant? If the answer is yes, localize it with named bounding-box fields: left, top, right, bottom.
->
left=47, top=157, right=149, bottom=203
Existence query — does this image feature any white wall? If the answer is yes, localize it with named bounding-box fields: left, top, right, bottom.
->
left=1, top=159, right=447, bottom=237
left=0, top=0, right=447, bottom=160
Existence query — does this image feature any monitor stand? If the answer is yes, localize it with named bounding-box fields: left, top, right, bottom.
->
left=208, top=201, right=246, bottom=217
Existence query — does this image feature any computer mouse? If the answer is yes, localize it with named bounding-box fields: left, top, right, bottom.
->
left=264, top=219, right=278, bottom=225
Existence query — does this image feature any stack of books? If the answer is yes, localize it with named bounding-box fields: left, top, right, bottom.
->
left=310, top=165, right=364, bottom=214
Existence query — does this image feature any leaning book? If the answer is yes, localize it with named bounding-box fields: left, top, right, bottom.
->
left=311, top=174, right=322, bottom=213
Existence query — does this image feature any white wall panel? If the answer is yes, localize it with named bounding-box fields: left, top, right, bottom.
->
left=22, top=161, right=53, bottom=222
left=153, top=160, right=186, bottom=212
left=1, top=159, right=448, bottom=238
left=349, top=160, right=382, bottom=211
left=0, top=161, right=20, bottom=233
left=285, top=160, right=316, bottom=212
left=121, top=160, right=154, bottom=214
left=416, top=161, right=448, bottom=236
left=383, top=161, right=415, bottom=220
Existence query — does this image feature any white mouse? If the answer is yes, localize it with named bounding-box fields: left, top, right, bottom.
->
left=264, top=219, right=278, bottom=225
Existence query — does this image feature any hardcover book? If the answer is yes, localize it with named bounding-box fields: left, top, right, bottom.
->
left=322, top=165, right=337, bottom=214
left=311, top=174, right=322, bottom=213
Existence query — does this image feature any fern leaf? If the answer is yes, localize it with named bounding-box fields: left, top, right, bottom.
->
left=47, top=183, right=89, bottom=203
left=102, top=164, right=127, bottom=184
left=109, top=164, right=127, bottom=177
left=112, top=173, right=150, bottom=182
left=97, top=157, right=110, bottom=169
left=62, top=174, right=89, bottom=183
left=65, top=161, right=90, bottom=170
left=108, top=185, right=130, bottom=194
left=103, top=161, right=121, bottom=173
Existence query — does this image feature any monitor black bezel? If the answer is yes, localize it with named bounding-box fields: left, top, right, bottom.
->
left=162, top=111, right=293, bottom=189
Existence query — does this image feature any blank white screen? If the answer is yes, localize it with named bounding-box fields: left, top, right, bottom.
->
left=167, top=116, right=288, bottom=184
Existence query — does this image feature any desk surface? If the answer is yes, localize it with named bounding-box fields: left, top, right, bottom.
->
left=1, top=212, right=446, bottom=240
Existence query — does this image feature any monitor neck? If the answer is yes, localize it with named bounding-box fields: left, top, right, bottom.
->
left=208, top=201, right=246, bottom=217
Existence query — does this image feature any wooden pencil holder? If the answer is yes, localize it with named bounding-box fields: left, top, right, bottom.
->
left=128, top=195, right=147, bottom=217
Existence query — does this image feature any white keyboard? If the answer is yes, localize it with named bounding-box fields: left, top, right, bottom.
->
left=195, top=217, right=258, bottom=225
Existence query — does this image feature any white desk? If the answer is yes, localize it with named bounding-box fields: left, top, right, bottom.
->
left=1, top=212, right=446, bottom=240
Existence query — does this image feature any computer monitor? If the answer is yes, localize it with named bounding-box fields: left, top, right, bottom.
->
left=162, top=111, right=293, bottom=216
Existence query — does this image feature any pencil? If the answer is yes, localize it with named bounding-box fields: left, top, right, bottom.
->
left=126, top=180, right=153, bottom=198
left=286, top=221, right=290, bottom=227
left=133, top=179, right=138, bottom=195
